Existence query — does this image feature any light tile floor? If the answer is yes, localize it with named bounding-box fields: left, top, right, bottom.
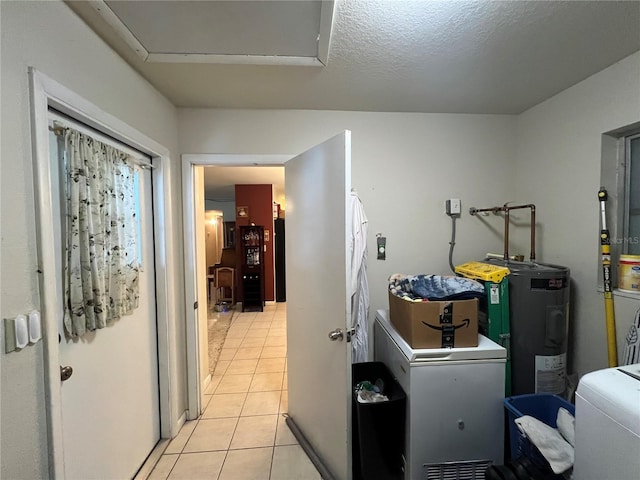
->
left=148, top=303, right=322, bottom=480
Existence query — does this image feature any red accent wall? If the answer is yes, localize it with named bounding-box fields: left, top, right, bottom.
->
left=235, top=185, right=274, bottom=301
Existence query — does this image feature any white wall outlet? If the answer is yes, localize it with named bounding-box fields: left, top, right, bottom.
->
left=445, top=198, right=461, bottom=216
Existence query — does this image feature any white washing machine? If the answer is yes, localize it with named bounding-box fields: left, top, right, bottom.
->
left=573, top=363, right=640, bottom=480
left=374, top=310, right=506, bottom=480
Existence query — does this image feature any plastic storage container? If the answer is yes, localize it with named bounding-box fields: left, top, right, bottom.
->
left=619, top=254, right=640, bottom=293
left=352, top=362, right=406, bottom=480
left=504, top=394, right=575, bottom=467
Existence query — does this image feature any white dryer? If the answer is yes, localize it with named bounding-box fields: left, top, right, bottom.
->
left=374, top=310, right=506, bottom=480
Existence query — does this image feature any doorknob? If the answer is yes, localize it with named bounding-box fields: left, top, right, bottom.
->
left=60, top=365, right=73, bottom=382
left=328, top=328, right=344, bottom=341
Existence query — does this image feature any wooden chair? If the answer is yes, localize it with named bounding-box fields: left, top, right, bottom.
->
left=207, top=265, right=216, bottom=303
left=214, top=267, right=235, bottom=306
left=212, top=247, right=237, bottom=306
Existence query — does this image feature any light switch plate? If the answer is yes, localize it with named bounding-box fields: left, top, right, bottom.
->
left=377, top=236, right=386, bottom=260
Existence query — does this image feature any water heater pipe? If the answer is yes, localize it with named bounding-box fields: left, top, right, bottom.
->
left=503, top=204, right=536, bottom=261
left=469, top=203, right=536, bottom=261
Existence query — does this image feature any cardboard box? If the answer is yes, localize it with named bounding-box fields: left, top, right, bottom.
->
left=388, top=291, right=479, bottom=348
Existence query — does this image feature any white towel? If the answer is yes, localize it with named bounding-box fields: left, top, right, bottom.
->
left=556, top=407, right=575, bottom=447
left=515, top=415, right=574, bottom=474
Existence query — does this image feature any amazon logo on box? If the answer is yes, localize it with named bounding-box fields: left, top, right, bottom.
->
left=388, top=292, right=479, bottom=348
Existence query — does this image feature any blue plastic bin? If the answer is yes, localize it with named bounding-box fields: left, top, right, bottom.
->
left=504, top=394, right=575, bottom=466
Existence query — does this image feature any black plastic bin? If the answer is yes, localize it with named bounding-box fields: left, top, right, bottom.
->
left=352, top=362, right=406, bottom=480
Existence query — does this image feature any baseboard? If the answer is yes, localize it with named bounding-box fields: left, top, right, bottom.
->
left=172, top=410, right=187, bottom=438
left=202, top=373, right=212, bottom=394
left=133, top=409, right=188, bottom=478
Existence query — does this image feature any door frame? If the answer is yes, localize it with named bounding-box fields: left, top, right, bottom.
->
left=29, top=68, right=178, bottom=478
left=181, top=154, right=291, bottom=417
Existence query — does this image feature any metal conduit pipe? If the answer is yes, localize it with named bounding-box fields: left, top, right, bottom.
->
left=468, top=206, right=504, bottom=215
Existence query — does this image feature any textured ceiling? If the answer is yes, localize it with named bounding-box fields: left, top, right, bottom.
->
left=68, top=0, right=640, bottom=114
left=67, top=0, right=640, bottom=201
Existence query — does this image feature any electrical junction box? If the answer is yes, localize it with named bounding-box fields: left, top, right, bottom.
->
left=445, top=198, right=461, bottom=216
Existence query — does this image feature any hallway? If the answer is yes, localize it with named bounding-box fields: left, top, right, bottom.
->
left=148, top=303, right=321, bottom=479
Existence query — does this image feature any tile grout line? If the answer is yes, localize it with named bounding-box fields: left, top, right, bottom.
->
left=164, top=404, right=203, bottom=479
left=214, top=310, right=246, bottom=480
left=154, top=306, right=288, bottom=479
left=217, top=314, right=260, bottom=477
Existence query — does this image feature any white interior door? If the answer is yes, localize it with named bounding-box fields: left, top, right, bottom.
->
left=285, top=131, right=352, bottom=479
left=51, top=130, right=160, bottom=479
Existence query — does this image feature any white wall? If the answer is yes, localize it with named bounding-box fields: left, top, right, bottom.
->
left=0, top=2, right=185, bottom=478
left=180, top=53, right=640, bottom=379
left=513, top=51, right=640, bottom=377
left=179, top=109, right=517, bottom=353
left=206, top=199, right=236, bottom=220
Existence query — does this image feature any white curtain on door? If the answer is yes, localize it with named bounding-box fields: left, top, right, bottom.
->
left=62, top=129, right=140, bottom=337
left=350, top=189, right=369, bottom=363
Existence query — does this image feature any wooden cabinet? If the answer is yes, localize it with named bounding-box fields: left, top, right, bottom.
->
left=240, top=225, right=264, bottom=312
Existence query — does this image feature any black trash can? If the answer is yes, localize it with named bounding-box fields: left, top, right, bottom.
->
left=352, top=362, right=406, bottom=480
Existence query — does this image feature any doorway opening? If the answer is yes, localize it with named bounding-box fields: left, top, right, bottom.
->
left=201, top=165, right=286, bottom=377
left=181, top=133, right=352, bottom=479
left=181, top=154, right=291, bottom=418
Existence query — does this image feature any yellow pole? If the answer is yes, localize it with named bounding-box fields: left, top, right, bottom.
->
left=599, top=188, right=618, bottom=367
